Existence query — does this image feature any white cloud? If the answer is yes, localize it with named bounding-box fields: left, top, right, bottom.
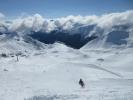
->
left=9, top=14, right=45, bottom=32
left=97, top=10, right=133, bottom=30
left=0, top=10, right=133, bottom=34
left=54, top=15, right=98, bottom=30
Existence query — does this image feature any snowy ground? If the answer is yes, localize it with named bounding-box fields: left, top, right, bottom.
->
left=0, top=44, right=133, bottom=100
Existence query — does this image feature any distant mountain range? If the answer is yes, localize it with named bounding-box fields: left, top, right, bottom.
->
left=0, top=11, right=133, bottom=50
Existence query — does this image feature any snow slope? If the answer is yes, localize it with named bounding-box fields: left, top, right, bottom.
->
left=0, top=10, right=133, bottom=100
left=0, top=43, right=133, bottom=100
left=0, top=32, right=46, bottom=54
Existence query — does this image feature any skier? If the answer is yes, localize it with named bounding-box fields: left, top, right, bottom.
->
left=79, top=78, right=85, bottom=88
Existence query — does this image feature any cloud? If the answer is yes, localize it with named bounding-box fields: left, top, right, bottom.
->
left=97, top=10, right=133, bottom=30
left=6, top=14, right=99, bottom=33
left=54, top=15, right=98, bottom=30
left=9, top=14, right=45, bottom=32
left=0, top=10, right=133, bottom=34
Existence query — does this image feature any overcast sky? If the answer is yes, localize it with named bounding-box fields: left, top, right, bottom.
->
left=0, top=0, right=133, bottom=18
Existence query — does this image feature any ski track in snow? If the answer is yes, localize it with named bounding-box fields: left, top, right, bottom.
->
left=70, top=63, right=123, bottom=78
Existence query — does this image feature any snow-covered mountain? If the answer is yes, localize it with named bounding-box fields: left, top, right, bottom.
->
left=0, top=32, right=47, bottom=54
left=0, top=10, right=133, bottom=50
left=0, top=11, right=133, bottom=100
